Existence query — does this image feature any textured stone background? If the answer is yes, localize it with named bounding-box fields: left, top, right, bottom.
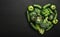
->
left=0, top=0, right=60, bottom=37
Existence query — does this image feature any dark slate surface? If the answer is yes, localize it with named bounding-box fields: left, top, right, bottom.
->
left=0, top=0, right=60, bottom=37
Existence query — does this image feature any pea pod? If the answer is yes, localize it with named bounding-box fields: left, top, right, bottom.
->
left=34, top=4, right=42, bottom=9
left=43, top=4, right=51, bottom=9
left=27, top=11, right=30, bottom=22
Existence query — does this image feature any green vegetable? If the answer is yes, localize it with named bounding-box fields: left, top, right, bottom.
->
left=51, top=5, right=56, bottom=10
left=36, top=24, right=45, bottom=35
left=52, top=19, right=58, bottom=24
left=42, top=9, right=50, bottom=16
left=34, top=4, right=42, bottom=9
left=49, top=15, right=54, bottom=20
left=43, top=4, right=51, bottom=9
left=28, top=5, right=34, bottom=11
left=26, top=4, right=58, bottom=35
left=27, top=11, right=30, bottom=22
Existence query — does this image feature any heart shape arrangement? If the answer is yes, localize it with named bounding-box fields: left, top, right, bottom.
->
left=26, top=4, right=58, bottom=35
